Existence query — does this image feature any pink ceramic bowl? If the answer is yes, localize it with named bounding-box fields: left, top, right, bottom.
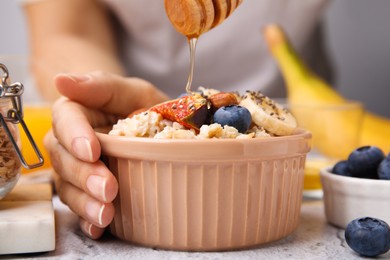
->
left=96, top=128, right=311, bottom=251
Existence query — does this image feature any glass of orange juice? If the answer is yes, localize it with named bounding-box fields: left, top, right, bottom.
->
left=288, top=101, right=365, bottom=198
left=19, top=103, right=52, bottom=173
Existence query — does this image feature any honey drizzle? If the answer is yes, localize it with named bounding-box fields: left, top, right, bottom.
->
left=184, top=0, right=205, bottom=94
left=185, top=37, right=198, bottom=94
left=179, top=0, right=242, bottom=94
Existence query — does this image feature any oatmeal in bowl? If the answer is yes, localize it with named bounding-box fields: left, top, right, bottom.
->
left=109, top=87, right=298, bottom=139
left=96, top=88, right=311, bottom=251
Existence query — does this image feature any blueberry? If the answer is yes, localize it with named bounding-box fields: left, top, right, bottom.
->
left=213, top=105, right=252, bottom=134
left=332, top=160, right=353, bottom=177
left=347, top=146, right=385, bottom=179
left=345, top=217, right=390, bottom=257
left=378, top=154, right=390, bottom=180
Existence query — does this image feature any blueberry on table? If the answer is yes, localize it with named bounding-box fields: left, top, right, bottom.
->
left=378, top=154, right=390, bottom=180
left=332, top=160, right=353, bottom=177
left=213, top=105, right=252, bottom=134
left=347, top=146, right=385, bottom=179
left=345, top=217, right=390, bottom=257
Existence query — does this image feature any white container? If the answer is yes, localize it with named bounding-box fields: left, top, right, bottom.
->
left=321, top=167, right=390, bottom=229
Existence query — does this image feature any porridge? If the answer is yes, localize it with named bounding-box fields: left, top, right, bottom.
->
left=109, top=88, right=297, bottom=139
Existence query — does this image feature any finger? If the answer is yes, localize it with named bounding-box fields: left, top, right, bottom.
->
left=55, top=72, right=168, bottom=117
left=80, top=219, right=106, bottom=239
left=50, top=99, right=105, bottom=162
left=51, top=72, right=168, bottom=162
left=57, top=179, right=115, bottom=228
left=45, top=130, right=118, bottom=203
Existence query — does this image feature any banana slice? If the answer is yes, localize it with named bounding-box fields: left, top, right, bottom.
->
left=239, top=91, right=297, bottom=136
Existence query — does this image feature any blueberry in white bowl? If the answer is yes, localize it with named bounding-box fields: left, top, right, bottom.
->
left=331, top=146, right=389, bottom=180
left=345, top=217, right=390, bottom=257
left=378, top=154, right=390, bottom=180
left=332, top=160, right=352, bottom=177
left=321, top=146, right=390, bottom=229
left=347, top=146, right=385, bottom=179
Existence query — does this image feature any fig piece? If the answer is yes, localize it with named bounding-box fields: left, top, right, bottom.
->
left=150, top=94, right=208, bottom=131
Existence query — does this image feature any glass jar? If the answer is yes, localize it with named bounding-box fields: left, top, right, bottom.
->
left=0, top=63, right=44, bottom=199
left=0, top=98, right=22, bottom=199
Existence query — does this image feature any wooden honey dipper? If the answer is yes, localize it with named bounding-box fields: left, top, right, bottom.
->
left=165, top=0, right=244, bottom=38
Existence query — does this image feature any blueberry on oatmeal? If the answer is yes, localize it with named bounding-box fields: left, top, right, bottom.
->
left=213, top=105, right=252, bottom=134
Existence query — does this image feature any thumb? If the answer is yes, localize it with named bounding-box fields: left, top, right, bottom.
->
left=55, top=71, right=169, bottom=117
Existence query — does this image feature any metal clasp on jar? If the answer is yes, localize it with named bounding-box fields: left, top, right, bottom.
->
left=0, top=63, right=44, bottom=169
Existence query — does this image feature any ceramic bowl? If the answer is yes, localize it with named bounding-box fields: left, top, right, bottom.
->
left=321, top=167, right=390, bottom=229
left=96, top=128, right=311, bottom=251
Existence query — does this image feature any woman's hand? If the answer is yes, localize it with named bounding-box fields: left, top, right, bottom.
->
left=45, top=71, right=168, bottom=239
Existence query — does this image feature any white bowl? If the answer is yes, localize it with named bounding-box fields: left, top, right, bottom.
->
left=320, top=167, right=390, bottom=229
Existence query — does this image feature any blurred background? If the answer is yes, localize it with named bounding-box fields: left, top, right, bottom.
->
left=1, top=0, right=390, bottom=117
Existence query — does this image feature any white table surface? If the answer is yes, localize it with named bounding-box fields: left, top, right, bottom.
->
left=0, top=172, right=384, bottom=260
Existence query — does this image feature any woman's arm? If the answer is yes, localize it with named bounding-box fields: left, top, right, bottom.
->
left=23, top=0, right=125, bottom=101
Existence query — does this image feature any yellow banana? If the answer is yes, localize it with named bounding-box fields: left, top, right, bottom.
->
left=263, top=24, right=390, bottom=157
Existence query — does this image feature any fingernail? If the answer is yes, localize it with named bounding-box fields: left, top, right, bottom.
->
left=66, top=74, right=91, bottom=83
left=85, top=201, right=105, bottom=226
left=80, top=219, right=104, bottom=239
left=87, top=175, right=107, bottom=202
left=72, top=137, right=93, bottom=161
left=80, top=220, right=94, bottom=237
